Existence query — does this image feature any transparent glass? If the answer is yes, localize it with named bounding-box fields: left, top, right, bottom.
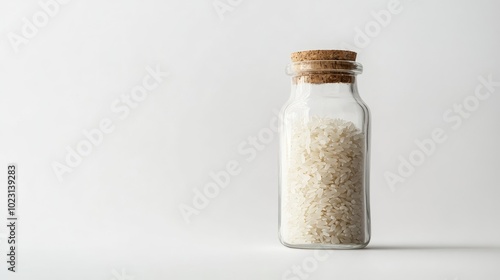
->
left=278, top=61, right=371, bottom=249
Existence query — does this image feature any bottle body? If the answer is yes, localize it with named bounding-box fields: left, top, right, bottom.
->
left=279, top=51, right=370, bottom=249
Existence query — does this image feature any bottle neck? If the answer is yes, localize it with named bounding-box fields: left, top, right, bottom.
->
left=291, top=78, right=359, bottom=100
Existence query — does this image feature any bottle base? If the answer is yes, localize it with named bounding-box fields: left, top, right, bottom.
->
left=280, top=239, right=370, bottom=250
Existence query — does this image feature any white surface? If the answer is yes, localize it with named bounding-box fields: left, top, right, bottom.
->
left=0, top=0, right=499, bottom=279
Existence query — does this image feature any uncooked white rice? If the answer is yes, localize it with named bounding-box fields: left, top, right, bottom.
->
left=282, top=116, right=365, bottom=244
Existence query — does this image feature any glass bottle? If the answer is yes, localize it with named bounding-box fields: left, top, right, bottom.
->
left=279, top=50, right=370, bottom=249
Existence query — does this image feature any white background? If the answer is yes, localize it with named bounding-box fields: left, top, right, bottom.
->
left=1, top=0, right=500, bottom=279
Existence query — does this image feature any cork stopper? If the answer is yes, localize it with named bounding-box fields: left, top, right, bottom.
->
left=291, top=50, right=357, bottom=62
left=289, top=50, right=360, bottom=84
